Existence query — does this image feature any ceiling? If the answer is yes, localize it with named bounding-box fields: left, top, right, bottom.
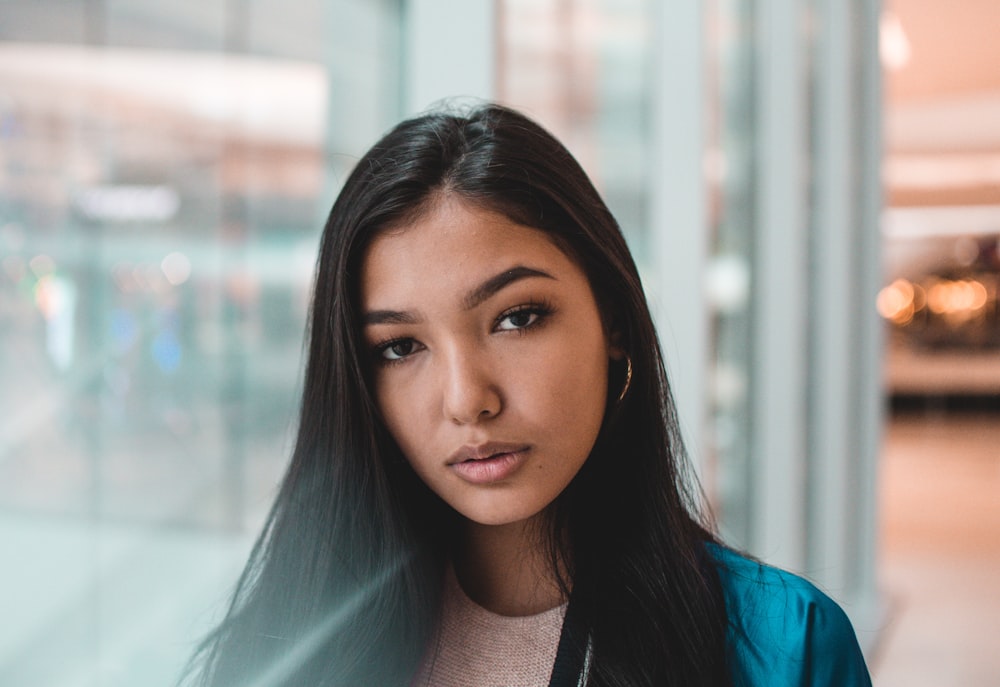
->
left=886, top=0, right=1000, bottom=104
left=884, top=0, right=1000, bottom=206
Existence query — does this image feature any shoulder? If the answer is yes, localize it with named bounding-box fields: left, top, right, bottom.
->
left=707, top=544, right=872, bottom=687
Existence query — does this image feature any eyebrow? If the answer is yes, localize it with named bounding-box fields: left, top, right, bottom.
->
left=362, top=309, right=420, bottom=326
left=463, top=266, right=555, bottom=310
left=362, top=265, right=555, bottom=326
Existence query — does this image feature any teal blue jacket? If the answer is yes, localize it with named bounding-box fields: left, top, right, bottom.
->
left=713, top=545, right=873, bottom=686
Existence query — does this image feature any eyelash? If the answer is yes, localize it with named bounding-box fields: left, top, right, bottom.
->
left=371, top=300, right=556, bottom=367
left=372, top=337, right=421, bottom=367
left=493, top=300, right=554, bottom=334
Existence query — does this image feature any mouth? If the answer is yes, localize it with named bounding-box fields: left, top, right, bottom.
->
left=447, top=443, right=531, bottom=484
left=447, top=441, right=531, bottom=464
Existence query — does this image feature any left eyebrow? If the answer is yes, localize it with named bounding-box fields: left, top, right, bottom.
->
left=463, top=266, right=555, bottom=310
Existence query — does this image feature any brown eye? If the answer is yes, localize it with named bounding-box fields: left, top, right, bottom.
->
left=380, top=338, right=421, bottom=361
left=501, top=311, right=537, bottom=329
left=496, top=305, right=550, bottom=332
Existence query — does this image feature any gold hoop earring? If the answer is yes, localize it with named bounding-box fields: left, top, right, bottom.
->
left=617, top=355, right=633, bottom=404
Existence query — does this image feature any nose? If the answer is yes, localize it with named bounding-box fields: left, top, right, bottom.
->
left=441, top=347, right=502, bottom=425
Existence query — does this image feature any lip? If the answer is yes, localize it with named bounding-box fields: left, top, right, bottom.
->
left=447, top=442, right=531, bottom=484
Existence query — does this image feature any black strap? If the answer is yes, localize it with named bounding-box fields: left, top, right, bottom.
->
left=548, top=596, right=588, bottom=687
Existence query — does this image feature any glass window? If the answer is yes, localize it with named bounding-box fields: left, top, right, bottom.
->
left=0, top=2, right=401, bottom=684
left=497, top=0, right=652, bottom=255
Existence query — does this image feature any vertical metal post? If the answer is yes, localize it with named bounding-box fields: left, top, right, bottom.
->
left=649, top=0, right=709, bottom=478
left=807, top=0, right=854, bottom=592
left=848, top=0, right=886, bottom=646
left=749, top=0, right=809, bottom=572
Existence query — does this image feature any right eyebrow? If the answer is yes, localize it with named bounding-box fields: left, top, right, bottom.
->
left=362, top=310, right=421, bottom=326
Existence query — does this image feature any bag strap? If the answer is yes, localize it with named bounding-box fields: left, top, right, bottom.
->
left=548, top=596, right=590, bottom=687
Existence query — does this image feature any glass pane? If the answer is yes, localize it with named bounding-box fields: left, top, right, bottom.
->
left=497, top=0, right=652, bottom=255
left=0, top=2, right=401, bottom=684
left=705, top=0, right=755, bottom=544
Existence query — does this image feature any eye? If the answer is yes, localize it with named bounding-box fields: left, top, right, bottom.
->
left=497, top=310, right=538, bottom=330
left=377, top=338, right=423, bottom=362
left=495, top=303, right=552, bottom=332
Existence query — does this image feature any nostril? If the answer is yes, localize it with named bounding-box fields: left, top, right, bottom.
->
left=444, top=384, right=502, bottom=425
left=441, top=355, right=502, bottom=424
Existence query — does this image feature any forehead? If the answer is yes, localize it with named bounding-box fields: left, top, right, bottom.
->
left=360, top=198, right=581, bottom=304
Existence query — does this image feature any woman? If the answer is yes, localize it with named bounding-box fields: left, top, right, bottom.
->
left=187, top=103, right=871, bottom=686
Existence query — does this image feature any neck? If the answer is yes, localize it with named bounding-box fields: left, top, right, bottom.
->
left=453, top=516, right=567, bottom=616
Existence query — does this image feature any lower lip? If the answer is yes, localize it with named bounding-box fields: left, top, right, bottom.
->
left=450, top=450, right=528, bottom=484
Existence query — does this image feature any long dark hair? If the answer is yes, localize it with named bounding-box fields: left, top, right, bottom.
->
left=187, top=103, right=731, bottom=687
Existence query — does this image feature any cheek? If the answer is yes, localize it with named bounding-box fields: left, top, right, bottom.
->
left=522, top=334, right=610, bottom=437
left=374, top=376, right=426, bottom=462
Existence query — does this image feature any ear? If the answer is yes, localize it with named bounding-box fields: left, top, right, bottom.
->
left=607, top=329, right=626, bottom=361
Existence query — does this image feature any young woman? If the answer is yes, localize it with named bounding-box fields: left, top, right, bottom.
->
left=187, top=103, right=871, bottom=687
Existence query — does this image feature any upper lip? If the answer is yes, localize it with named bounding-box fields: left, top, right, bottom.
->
left=447, top=441, right=530, bottom=465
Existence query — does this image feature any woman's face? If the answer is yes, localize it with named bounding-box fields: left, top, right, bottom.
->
left=360, top=196, right=613, bottom=527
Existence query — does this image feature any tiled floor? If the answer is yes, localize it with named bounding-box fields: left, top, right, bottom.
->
left=872, top=410, right=1000, bottom=686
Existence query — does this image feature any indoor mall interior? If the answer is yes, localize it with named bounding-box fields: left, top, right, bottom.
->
left=0, top=1, right=997, bottom=685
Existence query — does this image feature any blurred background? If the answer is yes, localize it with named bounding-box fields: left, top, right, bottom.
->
left=0, top=1, right=996, bottom=685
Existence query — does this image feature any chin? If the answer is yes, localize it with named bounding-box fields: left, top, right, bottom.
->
left=454, top=500, right=551, bottom=529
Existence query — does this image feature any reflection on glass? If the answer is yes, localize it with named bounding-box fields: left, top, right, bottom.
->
left=0, top=3, right=401, bottom=684
left=705, top=0, right=755, bottom=544
left=497, top=0, right=651, bottom=253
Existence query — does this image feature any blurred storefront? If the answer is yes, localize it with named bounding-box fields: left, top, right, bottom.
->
left=880, top=0, right=1000, bottom=402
